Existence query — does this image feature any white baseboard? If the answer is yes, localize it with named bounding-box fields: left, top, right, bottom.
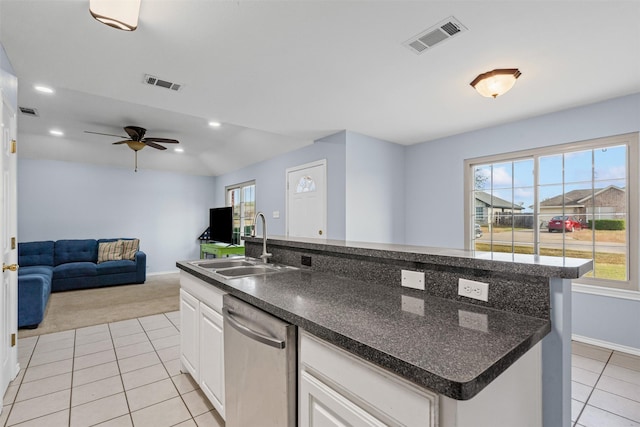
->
left=147, top=270, right=179, bottom=277
left=572, top=334, right=640, bottom=356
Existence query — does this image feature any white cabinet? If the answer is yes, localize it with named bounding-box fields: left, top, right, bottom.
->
left=179, top=289, right=199, bottom=377
left=299, top=331, right=438, bottom=427
left=199, top=302, right=225, bottom=414
left=300, top=331, right=543, bottom=427
left=179, top=272, right=226, bottom=420
left=301, top=370, right=390, bottom=427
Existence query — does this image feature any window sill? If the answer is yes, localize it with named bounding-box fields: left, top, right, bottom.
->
left=572, top=282, right=640, bottom=301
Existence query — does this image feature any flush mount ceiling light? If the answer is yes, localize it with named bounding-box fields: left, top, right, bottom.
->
left=49, top=129, right=64, bottom=136
left=470, top=69, right=521, bottom=98
left=89, top=0, right=141, bottom=31
left=208, top=121, right=221, bottom=128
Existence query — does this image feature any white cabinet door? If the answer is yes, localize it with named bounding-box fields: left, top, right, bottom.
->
left=180, top=289, right=200, bottom=379
left=300, top=370, right=389, bottom=427
left=299, top=332, right=436, bottom=427
left=199, top=302, right=225, bottom=419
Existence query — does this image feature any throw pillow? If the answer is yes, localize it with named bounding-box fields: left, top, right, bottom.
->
left=98, top=241, right=123, bottom=263
left=120, top=239, right=140, bottom=260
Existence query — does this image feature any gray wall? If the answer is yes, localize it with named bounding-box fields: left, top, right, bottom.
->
left=214, top=130, right=406, bottom=243
left=18, top=158, right=216, bottom=273
left=404, top=93, right=640, bottom=350
left=573, top=292, right=640, bottom=350
left=214, top=132, right=347, bottom=240
left=346, top=131, right=405, bottom=243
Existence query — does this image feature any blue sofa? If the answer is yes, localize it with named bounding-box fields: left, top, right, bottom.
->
left=18, top=238, right=146, bottom=328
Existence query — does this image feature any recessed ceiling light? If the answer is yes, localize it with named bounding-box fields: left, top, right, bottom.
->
left=174, top=148, right=184, bottom=153
left=34, top=85, right=54, bottom=94
left=49, top=129, right=64, bottom=136
left=208, top=121, right=221, bottom=128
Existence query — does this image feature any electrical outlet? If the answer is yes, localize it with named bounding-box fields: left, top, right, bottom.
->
left=458, top=278, right=489, bottom=302
left=401, top=270, right=425, bottom=290
left=301, top=255, right=312, bottom=267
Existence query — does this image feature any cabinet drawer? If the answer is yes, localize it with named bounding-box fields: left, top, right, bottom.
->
left=300, top=331, right=437, bottom=427
left=180, top=271, right=225, bottom=312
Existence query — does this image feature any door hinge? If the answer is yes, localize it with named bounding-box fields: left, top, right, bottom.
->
left=11, top=333, right=16, bottom=347
left=11, top=237, right=16, bottom=250
left=11, top=140, right=17, bottom=154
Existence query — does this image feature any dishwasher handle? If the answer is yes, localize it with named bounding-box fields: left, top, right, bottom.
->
left=223, top=307, right=286, bottom=349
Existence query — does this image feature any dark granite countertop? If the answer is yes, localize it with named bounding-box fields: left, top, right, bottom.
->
left=244, top=235, right=593, bottom=279
left=176, top=259, right=551, bottom=400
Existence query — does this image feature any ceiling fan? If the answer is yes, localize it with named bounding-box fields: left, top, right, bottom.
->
left=85, top=125, right=179, bottom=172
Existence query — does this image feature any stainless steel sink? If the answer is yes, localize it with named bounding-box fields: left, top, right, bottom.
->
left=214, top=265, right=280, bottom=278
left=193, top=260, right=254, bottom=269
left=189, top=257, right=297, bottom=279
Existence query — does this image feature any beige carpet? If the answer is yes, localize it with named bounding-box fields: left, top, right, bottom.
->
left=19, top=273, right=180, bottom=338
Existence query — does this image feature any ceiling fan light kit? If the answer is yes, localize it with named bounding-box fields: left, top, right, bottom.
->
left=89, top=0, right=141, bottom=31
left=85, top=126, right=179, bottom=172
left=470, top=68, right=522, bottom=98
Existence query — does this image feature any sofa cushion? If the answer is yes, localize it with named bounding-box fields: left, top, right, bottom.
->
left=120, top=239, right=140, bottom=260
left=53, top=262, right=97, bottom=279
left=18, top=265, right=54, bottom=277
left=98, top=241, right=123, bottom=263
left=18, top=241, right=55, bottom=267
left=54, top=239, right=98, bottom=265
left=96, top=259, right=137, bottom=275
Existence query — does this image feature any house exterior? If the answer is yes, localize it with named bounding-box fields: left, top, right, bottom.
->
left=474, top=191, right=525, bottom=225
left=539, top=186, right=626, bottom=221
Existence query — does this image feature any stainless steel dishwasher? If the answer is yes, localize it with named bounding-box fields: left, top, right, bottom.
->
left=223, top=294, right=297, bottom=427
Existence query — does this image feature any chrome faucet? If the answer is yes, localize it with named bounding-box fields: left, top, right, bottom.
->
left=253, top=212, right=272, bottom=263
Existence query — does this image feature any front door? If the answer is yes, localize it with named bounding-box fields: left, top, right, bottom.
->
left=1, top=95, right=18, bottom=397
left=286, top=160, right=327, bottom=239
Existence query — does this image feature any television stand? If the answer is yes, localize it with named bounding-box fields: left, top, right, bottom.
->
left=200, top=242, right=245, bottom=259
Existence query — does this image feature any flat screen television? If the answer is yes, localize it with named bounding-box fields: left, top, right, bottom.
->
left=209, top=207, right=234, bottom=244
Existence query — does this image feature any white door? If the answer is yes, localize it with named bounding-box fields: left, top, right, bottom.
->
left=1, top=95, right=18, bottom=397
left=286, top=160, right=327, bottom=238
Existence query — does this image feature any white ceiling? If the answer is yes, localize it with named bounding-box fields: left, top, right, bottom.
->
left=2, top=0, right=639, bottom=176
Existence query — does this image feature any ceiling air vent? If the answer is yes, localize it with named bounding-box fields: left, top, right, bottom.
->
left=403, top=16, right=467, bottom=55
left=143, top=74, right=183, bottom=91
left=19, top=106, right=39, bottom=116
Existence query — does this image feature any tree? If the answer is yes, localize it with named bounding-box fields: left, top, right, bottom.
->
left=474, top=168, right=489, bottom=190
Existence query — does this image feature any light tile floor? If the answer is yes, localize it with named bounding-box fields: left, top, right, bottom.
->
left=572, top=341, right=640, bottom=427
left=1, top=312, right=224, bottom=427
left=3, top=314, right=639, bottom=427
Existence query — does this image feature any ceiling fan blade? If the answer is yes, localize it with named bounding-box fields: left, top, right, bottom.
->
left=124, top=126, right=146, bottom=141
left=143, top=141, right=167, bottom=150
left=85, top=131, right=129, bottom=138
left=143, top=137, right=179, bottom=144
left=112, top=140, right=131, bottom=145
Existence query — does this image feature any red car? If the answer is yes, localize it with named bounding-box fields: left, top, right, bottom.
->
left=548, top=216, right=582, bottom=232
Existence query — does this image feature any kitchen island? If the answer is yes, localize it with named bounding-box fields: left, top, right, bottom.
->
left=177, top=236, right=592, bottom=427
